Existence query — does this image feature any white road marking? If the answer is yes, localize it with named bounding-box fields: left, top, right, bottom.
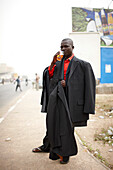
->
left=16, top=99, right=22, bottom=104
left=0, top=90, right=29, bottom=124
left=8, top=105, right=16, bottom=113
left=0, top=117, right=4, bottom=123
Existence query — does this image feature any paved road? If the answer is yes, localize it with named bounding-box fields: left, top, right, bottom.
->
left=0, top=81, right=31, bottom=117
left=0, top=89, right=109, bottom=170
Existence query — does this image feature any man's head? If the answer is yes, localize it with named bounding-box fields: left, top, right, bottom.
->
left=60, top=38, right=74, bottom=58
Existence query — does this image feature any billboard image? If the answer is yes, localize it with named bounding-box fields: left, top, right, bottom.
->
left=72, top=7, right=113, bottom=46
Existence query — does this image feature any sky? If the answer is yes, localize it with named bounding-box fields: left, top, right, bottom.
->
left=0, top=0, right=113, bottom=79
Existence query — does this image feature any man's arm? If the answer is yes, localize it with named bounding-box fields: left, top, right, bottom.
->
left=48, top=51, right=65, bottom=87
left=48, top=51, right=60, bottom=78
left=50, top=51, right=60, bottom=70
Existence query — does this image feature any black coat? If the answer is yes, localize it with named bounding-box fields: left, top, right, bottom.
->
left=41, top=67, right=49, bottom=112
left=41, top=56, right=96, bottom=126
left=66, top=57, right=96, bottom=124
left=47, top=81, right=78, bottom=156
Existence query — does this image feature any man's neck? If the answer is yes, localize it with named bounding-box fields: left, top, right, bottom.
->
left=64, top=54, right=72, bottom=60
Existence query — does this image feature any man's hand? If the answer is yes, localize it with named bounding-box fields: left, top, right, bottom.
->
left=50, top=51, right=60, bottom=70
left=61, top=80, right=66, bottom=87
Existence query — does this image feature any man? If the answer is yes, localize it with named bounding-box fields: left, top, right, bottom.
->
left=15, top=76, right=22, bottom=92
left=32, top=38, right=96, bottom=164
left=35, top=73, right=40, bottom=90
left=25, top=78, right=28, bottom=86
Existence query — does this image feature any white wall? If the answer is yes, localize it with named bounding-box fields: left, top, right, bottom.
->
left=69, top=32, right=100, bottom=78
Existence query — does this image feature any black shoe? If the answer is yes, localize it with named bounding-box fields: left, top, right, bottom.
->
left=49, top=152, right=60, bottom=160
left=60, top=156, right=69, bottom=164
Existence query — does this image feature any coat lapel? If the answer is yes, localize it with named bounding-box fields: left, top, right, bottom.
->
left=68, top=57, right=79, bottom=79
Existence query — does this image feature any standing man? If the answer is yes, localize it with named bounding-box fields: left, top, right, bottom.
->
left=32, top=38, right=96, bottom=164
left=25, top=78, right=28, bottom=86
left=35, top=73, right=40, bottom=90
left=15, top=76, right=22, bottom=92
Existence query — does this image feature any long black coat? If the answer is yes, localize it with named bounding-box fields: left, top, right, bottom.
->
left=47, top=82, right=78, bottom=156
left=41, top=56, right=96, bottom=126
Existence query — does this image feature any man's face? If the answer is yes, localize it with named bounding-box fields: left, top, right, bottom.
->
left=60, top=40, right=73, bottom=57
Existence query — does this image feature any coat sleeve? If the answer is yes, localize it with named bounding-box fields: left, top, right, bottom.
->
left=83, top=62, right=96, bottom=114
left=41, top=67, right=50, bottom=113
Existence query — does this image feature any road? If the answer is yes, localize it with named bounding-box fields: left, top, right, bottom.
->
left=0, top=81, right=32, bottom=118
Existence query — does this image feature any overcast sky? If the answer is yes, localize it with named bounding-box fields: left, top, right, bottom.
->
left=0, top=0, right=113, bottom=79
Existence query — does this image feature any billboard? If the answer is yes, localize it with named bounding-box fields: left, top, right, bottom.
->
left=72, top=7, right=113, bottom=46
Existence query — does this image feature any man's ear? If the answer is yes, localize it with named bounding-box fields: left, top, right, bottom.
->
left=72, top=46, right=74, bottom=49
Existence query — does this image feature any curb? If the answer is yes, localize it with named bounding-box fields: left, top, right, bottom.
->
left=75, top=132, right=110, bottom=170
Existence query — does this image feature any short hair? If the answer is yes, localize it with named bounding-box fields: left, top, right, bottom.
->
left=61, top=38, right=74, bottom=47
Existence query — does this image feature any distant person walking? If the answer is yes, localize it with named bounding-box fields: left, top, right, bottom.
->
left=15, top=76, right=22, bottom=92
left=2, top=78, right=5, bottom=85
left=25, top=78, right=28, bottom=86
left=35, top=73, right=40, bottom=90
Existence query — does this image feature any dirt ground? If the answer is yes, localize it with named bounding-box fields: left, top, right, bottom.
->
left=76, top=94, right=113, bottom=169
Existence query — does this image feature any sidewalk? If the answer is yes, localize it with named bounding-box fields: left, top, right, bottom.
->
left=0, top=89, right=109, bottom=170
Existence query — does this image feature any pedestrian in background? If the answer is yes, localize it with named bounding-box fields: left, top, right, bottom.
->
left=25, top=78, right=28, bottom=86
left=35, top=73, right=40, bottom=90
left=15, top=76, right=22, bottom=92
left=2, top=78, right=5, bottom=84
left=32, top=38, right=96, bottom=164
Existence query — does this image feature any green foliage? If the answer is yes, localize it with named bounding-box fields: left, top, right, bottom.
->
left=72, top=7, right=88, bottom=32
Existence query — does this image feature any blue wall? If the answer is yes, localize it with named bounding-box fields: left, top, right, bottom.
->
left=101, top=47, right=113, bottom=83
